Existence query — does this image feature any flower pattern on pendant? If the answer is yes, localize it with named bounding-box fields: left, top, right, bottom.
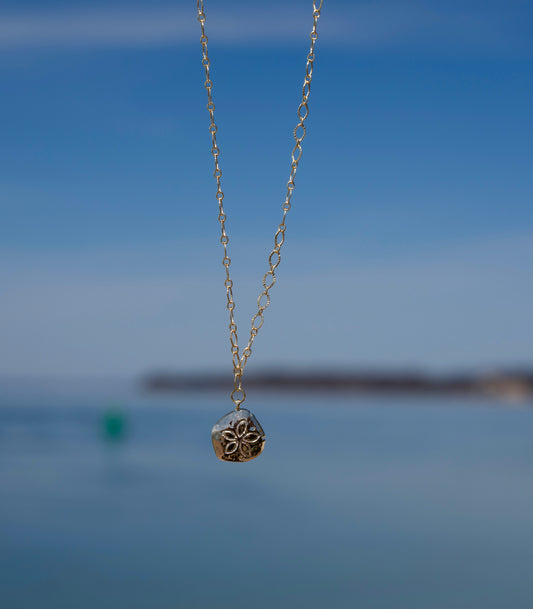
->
left=221, top=418, right=263, bottom=459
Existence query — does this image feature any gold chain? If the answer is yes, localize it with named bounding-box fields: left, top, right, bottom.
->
left=197, top=0, right=323, bottom=409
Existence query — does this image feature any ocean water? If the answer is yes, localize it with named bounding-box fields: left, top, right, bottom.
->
left=0, top=381, right=532, bottom=609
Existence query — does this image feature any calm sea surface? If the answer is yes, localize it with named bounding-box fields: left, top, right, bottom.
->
left=1, top=380, right=532, bottom=609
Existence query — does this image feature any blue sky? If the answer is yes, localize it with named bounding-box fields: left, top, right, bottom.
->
left=0, top=0, right=532, bottom=377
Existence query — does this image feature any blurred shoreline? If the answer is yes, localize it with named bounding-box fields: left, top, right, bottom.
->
left=144, top=369, right=533, bottom=402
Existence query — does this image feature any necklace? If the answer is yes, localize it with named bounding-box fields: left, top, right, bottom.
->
left=197, top=1, right=324, bottom=462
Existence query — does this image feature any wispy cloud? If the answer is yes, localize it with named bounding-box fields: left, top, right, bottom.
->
left=0, top=2, right=527, bottom=53
left=0, top=8, right=195, bottom=49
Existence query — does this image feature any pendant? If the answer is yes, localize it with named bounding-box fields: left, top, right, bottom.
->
left=211, top=408, right=266, bottom=462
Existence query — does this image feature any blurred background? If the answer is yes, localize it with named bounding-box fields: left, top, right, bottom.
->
left=1, top=1, right=532, bottom=608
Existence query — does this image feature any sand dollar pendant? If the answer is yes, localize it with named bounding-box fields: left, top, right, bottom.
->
left=211, top=408, right=265, bottom=462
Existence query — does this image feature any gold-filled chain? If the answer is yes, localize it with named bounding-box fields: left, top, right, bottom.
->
left=196, top=0, right=323, bottom=409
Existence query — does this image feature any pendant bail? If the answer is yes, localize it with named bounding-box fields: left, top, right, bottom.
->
left=231, top=370, right=246, bottom=410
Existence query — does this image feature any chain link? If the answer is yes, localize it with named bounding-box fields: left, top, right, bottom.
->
left=197, top=0, right=323, bottom=409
